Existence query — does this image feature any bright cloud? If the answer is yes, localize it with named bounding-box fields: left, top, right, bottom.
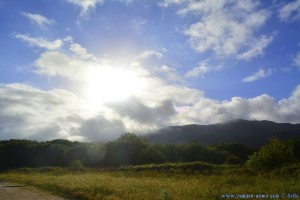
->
left=279, top=0, right=300, bottom=22
left=179, top=0, right=271, bottom=58
left=0, top=83, right=84, bottom=140
left=66, top=0, right=105, bottom=15
left=21, top=12, right=53, bottom=28
left=2, top=1, right=300, bottom=141
left=176, top=85, right=300, bottom=125
left=16, top=34, right=63, bottom=50
left=2, top=82, right=300, bottom=141
left=33, top=36, right=98, bottom=79
left=237, top=34, right=274, bottom=61
left=243, top=68, right=272, bottom=82
left=137, top=50, right=163, bottom=60
left=158, top=0, right=188, bottom=7
left=185, top=60, right=222, bottom=78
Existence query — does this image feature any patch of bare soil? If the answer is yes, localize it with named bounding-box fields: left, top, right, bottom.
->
left=0, top=180, right=66, bottom=200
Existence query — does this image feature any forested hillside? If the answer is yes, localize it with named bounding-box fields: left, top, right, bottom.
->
left=146, top=120, right=300, bottom=146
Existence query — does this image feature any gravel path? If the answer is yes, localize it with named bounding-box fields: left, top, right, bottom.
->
left=0, top=180, right=66, bottom=200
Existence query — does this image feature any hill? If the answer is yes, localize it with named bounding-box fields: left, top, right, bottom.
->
left=145, top=120, right=300, bottom=147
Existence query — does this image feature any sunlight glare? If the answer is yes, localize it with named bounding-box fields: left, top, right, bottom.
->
left=85, top=66, right=145, bottom=107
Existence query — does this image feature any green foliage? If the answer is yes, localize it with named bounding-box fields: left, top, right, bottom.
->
left=286, top=139, right=300, bottom=161
left=271, top=163, right=300, bottom=176
left=3, top=134, right=299, bottom=171
left=182, top=142, right=228, bottom=164
left=246, top=138, right=298, bottom=171
left=225, top=156, right=243, bottom=165
left=104, top=133, right=149, bottom=166
left=213, top=143, right=256, bottom=163
left=68, top=160, right=84, bottom=169
left=138, top=145, right=165, bottom=164
left=120, top=161, right=219, bottom=174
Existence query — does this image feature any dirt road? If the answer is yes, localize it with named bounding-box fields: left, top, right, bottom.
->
left=0, top=180, right=66, bottom=200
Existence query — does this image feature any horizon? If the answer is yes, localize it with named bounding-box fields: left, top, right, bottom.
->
left=1, top=0, right=300, bottom=141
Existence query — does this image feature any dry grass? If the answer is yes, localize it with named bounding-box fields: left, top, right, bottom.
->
left=1, top=166, right=300, bottom=200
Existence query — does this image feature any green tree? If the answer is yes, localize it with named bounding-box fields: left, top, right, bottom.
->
left=69, top=160, right=84, bottom=169
left=104, top=133, right=149, bottom=166
left=182, top=142, right=228, bottom=164
left=138, top=145, right=165, bottom=164
left=246, top=138, right=298, bottom=171
left=213, top=143, right=256, bottom=163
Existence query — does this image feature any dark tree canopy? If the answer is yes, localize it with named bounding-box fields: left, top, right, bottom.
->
left=2, top=134, right=299, bottom=171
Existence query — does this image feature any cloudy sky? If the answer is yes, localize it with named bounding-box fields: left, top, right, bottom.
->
left=1, top=0, right=300, bottom=141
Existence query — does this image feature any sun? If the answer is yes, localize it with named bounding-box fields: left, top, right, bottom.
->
left=84, top=66, right=145, bottom=107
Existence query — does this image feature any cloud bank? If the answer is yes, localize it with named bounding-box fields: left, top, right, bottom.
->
left=3, top=1, right=300, bottom=142
left=179, top=0, right=272, bottom=59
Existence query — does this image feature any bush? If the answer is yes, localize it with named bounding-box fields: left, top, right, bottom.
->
left=246, top=138, right=298, bottom=171
left=68, top=160, right=84, bottom=169
left=225, top=156, right=243, bottom=165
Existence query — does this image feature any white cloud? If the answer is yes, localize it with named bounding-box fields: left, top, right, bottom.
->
left=0, top=83, right=84, bottom=140
left=176, top=85, right=300, bottom=125
left=35, top=51, right=90, bottom=79
left=106, top=97, right=176, bottom=127
left=157, top=65, right=181, bottom=81
left=66, top=0, right=105, bottom=15
left=185, top=60, right=222, bottom=78
left=158, top=0, right=188, bottom=7
left=7, top=35, right=300, bottom=141
left=237, top=34, right=274, bottom=61
left=243, top=68, right=272, bottom=82
left=2, top=82, right=300, bottom=141
left=34, top=37, right=98, bottom=80
left=21, top=12, right=53, bottom=28
left=0, top=83, right=131, bottom=141
left=278, top=0, right=300, bottom=22
left=179, top=0, right=271, bottom=58
left=137, top=50, right=163, bottom=60
left=294, top=51, right=300, bottom=69
left=16, top=34, right=63, bottom=50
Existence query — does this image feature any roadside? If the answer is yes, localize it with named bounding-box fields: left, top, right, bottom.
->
left=0, top=180, right=66, bottom=200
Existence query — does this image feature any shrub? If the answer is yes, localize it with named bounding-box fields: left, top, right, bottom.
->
left=246, top=138, right=298, bottom=171
left=69, top=160, right=84, bottom=169
left=225, top=156, right=243, bottom=165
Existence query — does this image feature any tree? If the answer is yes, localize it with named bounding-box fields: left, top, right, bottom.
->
left=103, top=133, right=149, bottom=166
left=246, top=138, right=298, bottom=171
left=69, top=160, right=84, bottom=169
left=182, top=142, right=228, bottom=164
left=213, top=143, right=256, bottom=163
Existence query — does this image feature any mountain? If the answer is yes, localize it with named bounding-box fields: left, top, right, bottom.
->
left=144, top=120, right=300, bottom=147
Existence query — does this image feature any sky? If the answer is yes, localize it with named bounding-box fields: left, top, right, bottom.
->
left=1, top=0, right=300, bottom=141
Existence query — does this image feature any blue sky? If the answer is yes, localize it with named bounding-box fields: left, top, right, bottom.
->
left=1, top=0, right=300, bottom=141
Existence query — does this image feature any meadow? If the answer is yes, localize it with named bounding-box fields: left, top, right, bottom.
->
left=1, top=163, right=300, bottom=200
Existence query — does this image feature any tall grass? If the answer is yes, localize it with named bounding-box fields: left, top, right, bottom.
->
left=1, top=164, right=300, bottom=200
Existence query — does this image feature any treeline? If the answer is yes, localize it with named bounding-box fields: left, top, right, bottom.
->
left=1, top=133, right=300, bottom=171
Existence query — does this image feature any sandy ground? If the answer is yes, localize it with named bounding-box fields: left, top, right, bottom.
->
left=0, top=180, right=66, bottom=200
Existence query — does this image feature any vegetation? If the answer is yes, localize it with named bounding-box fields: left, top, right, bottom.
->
left=1, top=165, right=300, bottom=200
left=0, top=133, right=300, bottom=200
left=0, top=133, right=256, bottom=170
left=146, top=120, right=300, bottom=146
left=1, top=132, right=300, bottom=199
left=246, top=138, right=298, bottom=170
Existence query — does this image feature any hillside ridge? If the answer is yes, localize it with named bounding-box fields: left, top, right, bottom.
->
left=145, top=120, right=300, bottom=147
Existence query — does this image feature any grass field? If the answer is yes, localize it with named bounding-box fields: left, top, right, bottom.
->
left=1, top=163, right=300, bottom=200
